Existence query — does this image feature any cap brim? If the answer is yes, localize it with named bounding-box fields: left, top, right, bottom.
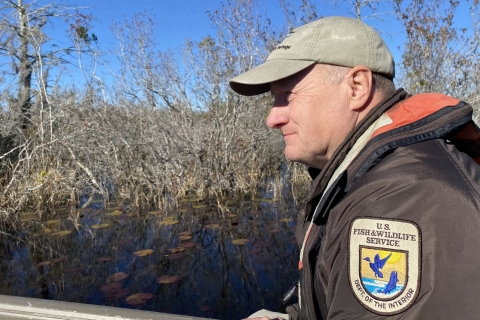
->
left=229, top=59, right=316, bottom=96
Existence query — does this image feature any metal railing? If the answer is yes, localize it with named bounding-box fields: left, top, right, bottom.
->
left=0, top=294, right=214, bottom=320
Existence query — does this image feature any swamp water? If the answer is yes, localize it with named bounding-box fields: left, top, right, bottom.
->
left=0, top=197, right=300, bottom=319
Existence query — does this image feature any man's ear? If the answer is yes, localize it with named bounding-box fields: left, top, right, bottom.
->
left=345, top=65, right=373, bottom=111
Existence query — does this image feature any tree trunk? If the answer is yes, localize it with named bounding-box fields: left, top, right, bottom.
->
left=17, top=0, right=32, bottom=132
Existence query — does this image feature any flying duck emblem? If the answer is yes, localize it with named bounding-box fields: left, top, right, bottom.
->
left=363, top=252, right=392, bottom=278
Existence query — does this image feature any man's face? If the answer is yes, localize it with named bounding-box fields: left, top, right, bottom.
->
left=267, top=64, right=357, bottom=169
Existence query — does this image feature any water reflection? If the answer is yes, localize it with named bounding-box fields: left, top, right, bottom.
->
left=0, top=198, right=299, bottom=319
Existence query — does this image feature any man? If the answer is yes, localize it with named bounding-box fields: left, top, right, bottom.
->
left=230, top=16, right=480, bottom=319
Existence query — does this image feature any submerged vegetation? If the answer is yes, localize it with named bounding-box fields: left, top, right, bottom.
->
left=0, top=0, right=480, bottom=219
left=0, top=196, right=299, bottom=319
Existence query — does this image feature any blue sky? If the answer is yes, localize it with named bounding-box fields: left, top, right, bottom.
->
left=67, top=0, right=230, bottom=51
left=2, top=0, right=474, bottom=92
left=63, top=0, right=405, bottom=54
left=42, top=0, right=406, bottom=87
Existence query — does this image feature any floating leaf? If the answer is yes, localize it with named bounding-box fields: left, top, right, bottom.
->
left=63, top=266, right=84, bottom=274
left=134, top=292, right=153, bottom=299
left=55, top=207, right=69, bottom=213
left=192, top=204, right=207, bottom=209
left=167, top=252, right=186, bottom=260
left=101, top=282, right=122, bottom=293
left=107, top=272, right=129, bottom=282
left=37, top=261, right=51, bottom=267
left=158, top=275, right=181, bottom=284
left=231, top=239, right=249, bottom=246
left=45, top=219, right=60, bottom=225
left=267, top=222, right=281, bottom=233
left=126, top=293, right=153, bottom=305
left=159, top=219, right=179, bottom=226
left=228, top=214, right=237, bottom=218
left=91, top=223, right=110, bottom=229
left=51, top=230, right=72, bottom=237
left=267, top=226, right=281, bottom=233
left=168, top=247, right=185, bottom=253
left=205, top=223, right=220, bottom=229
left=178, top=235, right=192, bottom=241
left=51, top=258, right=65, bottom=263
left=178, top=231, right=192, bottom=237
left=178, top=241, right=196, bottom=248
left=96, top=256, right=112, bottom=262
left=115, top=215, right=131, bottom=222
left=134, top=249, right=154, bottom=257
left=279, top=217, right=293, bottom=223
left=20, top=216, right=36, bottom=222
left=111, top=288, right=130, bottom=298
left=101, top=283, right=130, bottom=298
left=253, top=198, right=273, bottom=203
left=44, top=228, right=53, bottom=234
left=148, top=210, right=164, bottom=215
left=106, top=210, right=122, bottom=217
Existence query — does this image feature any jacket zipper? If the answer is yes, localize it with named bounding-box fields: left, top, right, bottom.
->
left=302, top=224, right=319, bottom=320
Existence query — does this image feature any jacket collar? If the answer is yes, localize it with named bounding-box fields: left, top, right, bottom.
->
left=304, top=89, right=478, bottom=219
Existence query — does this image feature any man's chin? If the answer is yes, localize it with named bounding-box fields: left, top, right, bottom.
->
left=284, top=151, right=307, bottom=166
left=284, top=151, right=324, bottom=168
left=284, top=150, right=299, bottom=162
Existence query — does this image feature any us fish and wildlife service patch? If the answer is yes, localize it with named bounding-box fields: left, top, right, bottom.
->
left=349, top=217, right=421, bottom=315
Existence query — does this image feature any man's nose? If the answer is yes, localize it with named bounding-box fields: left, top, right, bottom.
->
left=266, top=106, right=288, bottom=129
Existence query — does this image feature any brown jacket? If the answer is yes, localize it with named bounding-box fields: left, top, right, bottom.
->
left=289, top=89, right=480, bottom=319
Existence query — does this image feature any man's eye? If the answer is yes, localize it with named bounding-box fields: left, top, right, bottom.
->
left=276, top=96, right=287, bottom=105
left=272, top=91, right=294, bottom=105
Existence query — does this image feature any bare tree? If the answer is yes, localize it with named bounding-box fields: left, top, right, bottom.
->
left=278, top=0, right=320, bottom=33
left=394, top=0, right=480, bottom=100
left=0, top=0, right=95, bottom=134
left=0, top=0, right=316, bottom=216
left=0, top=1, right=100, bottom=216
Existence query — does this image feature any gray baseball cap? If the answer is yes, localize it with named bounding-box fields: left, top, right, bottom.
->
left=229, top=16, right=395, bottom=96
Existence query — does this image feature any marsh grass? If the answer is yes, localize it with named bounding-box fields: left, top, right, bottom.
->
left=0, top=91, right=294, bottom=220
left=0, top=0, right=323, bottom=221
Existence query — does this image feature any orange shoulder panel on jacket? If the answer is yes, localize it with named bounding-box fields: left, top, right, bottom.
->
left=371, top=93, right=460, bottom=139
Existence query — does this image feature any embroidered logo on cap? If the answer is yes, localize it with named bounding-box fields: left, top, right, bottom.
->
left=349, top=217, right=421, bottom=315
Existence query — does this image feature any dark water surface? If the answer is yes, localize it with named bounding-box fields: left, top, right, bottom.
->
left=0, top=198, right=300, bottom=319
